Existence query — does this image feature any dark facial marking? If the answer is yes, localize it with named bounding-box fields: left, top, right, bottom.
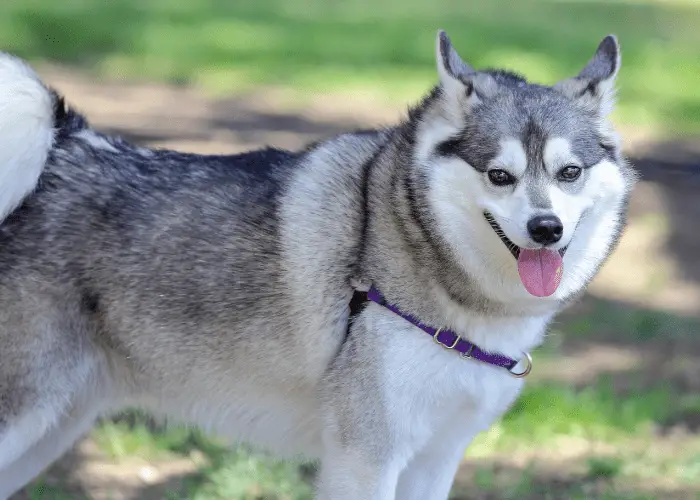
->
left=434, top=133, right=492, bottom=173
left=519, top=119, right=553, bottom=208
left=521, top=118, right=547, bottom=172
left=435, top=137, right=462, bottom=159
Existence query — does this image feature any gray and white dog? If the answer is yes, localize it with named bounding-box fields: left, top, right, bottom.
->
left=0, top=31, right=635, bottom=499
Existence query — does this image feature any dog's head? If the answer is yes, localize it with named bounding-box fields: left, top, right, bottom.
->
left=412, top=31, right=636, bottom=302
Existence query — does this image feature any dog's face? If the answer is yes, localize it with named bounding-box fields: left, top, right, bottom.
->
left=416, top=32, right=635, bottom=302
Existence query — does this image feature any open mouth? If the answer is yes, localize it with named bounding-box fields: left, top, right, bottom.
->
left=484, top=211, right=568, bottom=298
left=483, top=212, right=567, bottom=260
left=484, top=212, right=566, bottom=297
left=484, top=212, right=575, bottom=297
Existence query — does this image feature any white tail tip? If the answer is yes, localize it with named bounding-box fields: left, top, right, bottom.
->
left=0, top=53, right=54, bottom=221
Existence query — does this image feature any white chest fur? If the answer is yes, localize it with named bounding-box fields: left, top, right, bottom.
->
left=362, top=302, right=549, bottom=492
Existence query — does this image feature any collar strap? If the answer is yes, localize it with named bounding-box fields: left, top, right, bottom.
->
left=366, top=286, right=532, bottom=378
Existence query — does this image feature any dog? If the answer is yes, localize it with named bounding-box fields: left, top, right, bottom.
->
left=0, top=30, right=636, bottom=499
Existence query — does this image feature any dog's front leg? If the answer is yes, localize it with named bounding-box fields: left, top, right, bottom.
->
left=393, top=427, right=477, bottom=500
left=315, top=332, right=407, bottom=500
left=314, top=395, right=407, bottom=500
left=315, top=442, right=403, bottom=500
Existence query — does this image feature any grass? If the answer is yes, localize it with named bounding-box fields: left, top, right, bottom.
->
left=0, top=0, right=699, bottom=135
left=27, top=483, right=78, bottom=500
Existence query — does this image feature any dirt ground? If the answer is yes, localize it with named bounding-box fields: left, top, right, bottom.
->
left=11, top=66, right=700, bottom=499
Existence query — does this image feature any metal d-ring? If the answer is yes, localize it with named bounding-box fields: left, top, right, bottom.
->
left=508, top=352, right=533, bottom=378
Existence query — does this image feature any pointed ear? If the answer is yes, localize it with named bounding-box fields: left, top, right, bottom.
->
left=436, top=30, right=475, bottom=93
left=554, top=35, right=621, bottom=116
left=435, top=30, right=497, bottom=124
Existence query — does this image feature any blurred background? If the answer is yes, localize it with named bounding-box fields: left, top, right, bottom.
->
left=3, top=0, right=699, bottom=498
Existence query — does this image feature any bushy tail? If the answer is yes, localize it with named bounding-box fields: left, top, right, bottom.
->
left=0, top=53, right=55, bottom=221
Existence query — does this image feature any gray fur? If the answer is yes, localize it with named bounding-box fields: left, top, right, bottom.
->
left=0, top=31, right=636, bottom=499
left=438, top=31, right=475, bottom=83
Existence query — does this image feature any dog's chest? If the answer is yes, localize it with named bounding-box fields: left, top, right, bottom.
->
left=369, top=306, right=537, bottom=450
left=388, top=337, right=522, bottom=442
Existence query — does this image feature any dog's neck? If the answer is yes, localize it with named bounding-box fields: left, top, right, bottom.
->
left=357, top=129, right=557, bottom=357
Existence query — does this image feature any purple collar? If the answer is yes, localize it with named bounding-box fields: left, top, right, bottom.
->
left=366, top=286, right=532, bottom=378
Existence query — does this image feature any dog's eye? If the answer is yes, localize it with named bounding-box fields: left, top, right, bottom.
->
left=487, top=169, right=516, bottom=186
left=558, top=165, right=582, bottom=182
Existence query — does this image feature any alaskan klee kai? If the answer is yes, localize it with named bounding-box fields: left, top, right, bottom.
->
left=0, top=31, right=635, bottom=499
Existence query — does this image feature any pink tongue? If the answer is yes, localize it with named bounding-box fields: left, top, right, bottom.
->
left=517, top=249, right=563, bottom=297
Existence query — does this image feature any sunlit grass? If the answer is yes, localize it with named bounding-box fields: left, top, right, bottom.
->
left=1, top=0, right=699, bottom=135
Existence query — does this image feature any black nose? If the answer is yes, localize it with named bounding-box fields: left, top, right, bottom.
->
left=527, top=215, right=563, bottom=245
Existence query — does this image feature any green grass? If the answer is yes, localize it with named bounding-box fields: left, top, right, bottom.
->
left=587, top=456, right=625, bottom=480
left=28, top=482, right=81, bottom=500
left=501, top=380, right=676, bottom=440
left=1, top=0, right=699, bottom=135
left=555, top=297, right=700, bottom=342
left=453, top=464, right=661, bottom=500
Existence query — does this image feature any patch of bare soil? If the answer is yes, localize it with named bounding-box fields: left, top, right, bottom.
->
left=12, top=439, right=203, bottom=500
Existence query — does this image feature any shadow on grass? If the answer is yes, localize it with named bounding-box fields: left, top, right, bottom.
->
left=451, top=458, right=700, bottom=500
left=627, top=142, right=700, bottom=294
left=100, top=95, right=364, bottom=152
left=537, top=292, right=700, bottom=432
left=11, top=451, right=92, bottom=500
